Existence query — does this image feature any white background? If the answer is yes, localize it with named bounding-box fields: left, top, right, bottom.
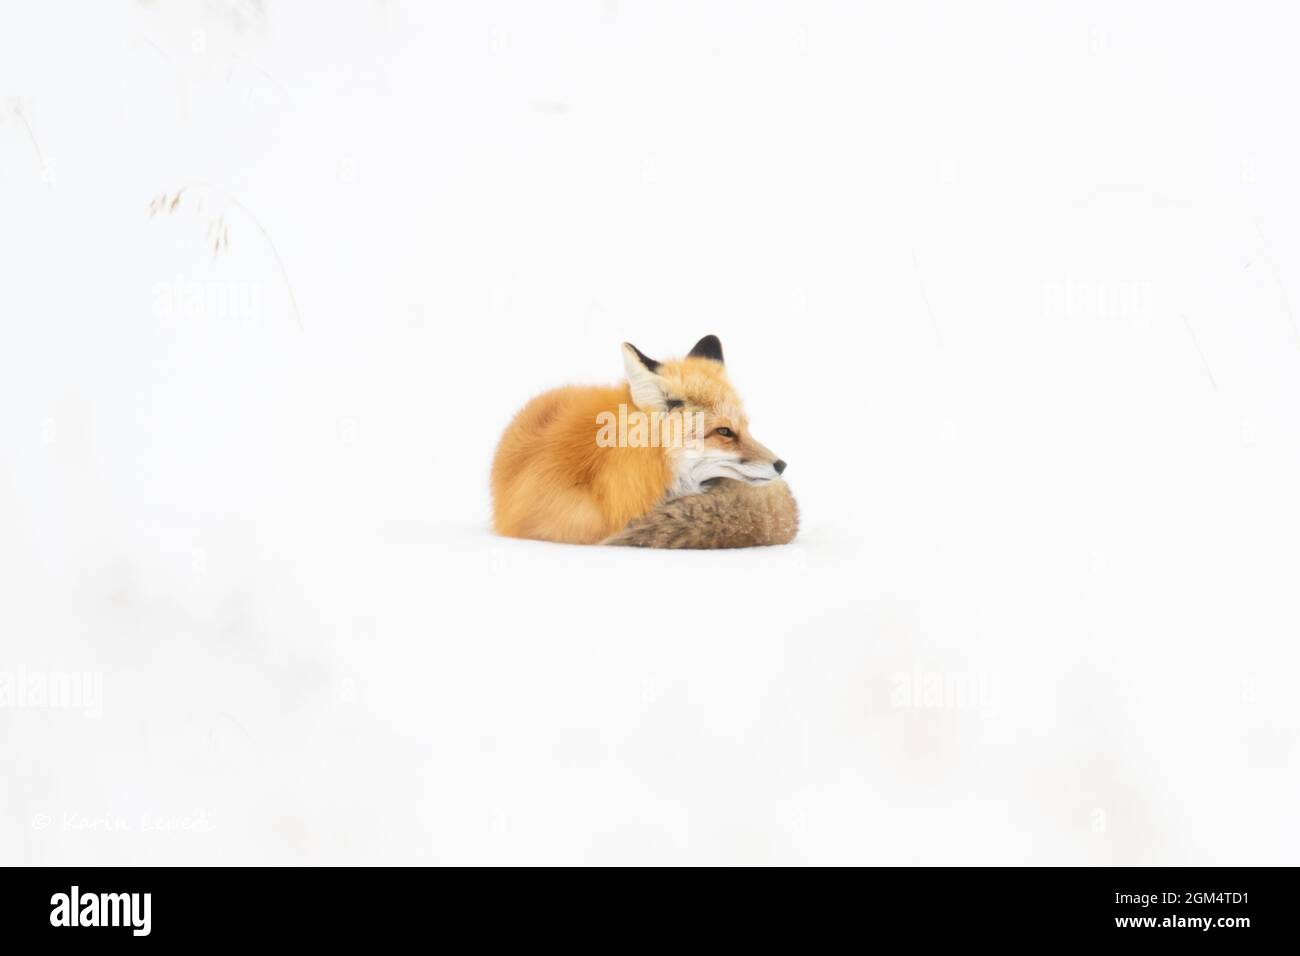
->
left=2, top=1, right=1298, bottom=864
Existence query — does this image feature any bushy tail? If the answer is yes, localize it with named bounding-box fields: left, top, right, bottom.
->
left=604, top=479, right=798, bottom=549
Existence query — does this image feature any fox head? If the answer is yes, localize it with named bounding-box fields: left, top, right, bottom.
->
left=621, top=335, right=787, bottom=495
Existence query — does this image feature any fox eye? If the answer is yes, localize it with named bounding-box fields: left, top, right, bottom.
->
left=714, top=427, right=735, bottom=438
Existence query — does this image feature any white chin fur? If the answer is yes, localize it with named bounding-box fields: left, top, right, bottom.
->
left=721, top=460, right=780, bottom=485
left=670, top=452, right=777, bottom=496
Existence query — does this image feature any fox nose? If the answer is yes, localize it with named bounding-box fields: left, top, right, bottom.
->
left=773, top=459, right=787, bottom=475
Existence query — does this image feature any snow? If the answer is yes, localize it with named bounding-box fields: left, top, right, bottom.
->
left=2, top=1, right=1298, bottom=864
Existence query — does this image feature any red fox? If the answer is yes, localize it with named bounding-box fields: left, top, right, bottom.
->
left=491, top=335, right=798, bottom=548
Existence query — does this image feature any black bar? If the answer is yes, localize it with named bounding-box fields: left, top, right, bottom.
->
left=0, top=866, right=1291, bottom=943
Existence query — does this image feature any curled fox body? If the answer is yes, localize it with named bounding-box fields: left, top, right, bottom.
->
left=491, top=335, right=797, bottom=548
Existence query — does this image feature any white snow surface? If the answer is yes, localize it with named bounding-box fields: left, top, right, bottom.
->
left=2, top=2, right=1299, bottom=864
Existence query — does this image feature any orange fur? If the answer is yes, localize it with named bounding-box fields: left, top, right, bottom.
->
left=491, top=385, right=673, bottom=543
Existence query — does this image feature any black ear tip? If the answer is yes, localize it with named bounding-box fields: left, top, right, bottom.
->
left=688, top=334, right=724, bottom=363
left=624, top=342, right=661, bottom=373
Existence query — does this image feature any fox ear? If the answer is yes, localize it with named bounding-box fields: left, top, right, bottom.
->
left=622, top=343, right=667, bottom=411
left=687, top=334, right=724, bottom=364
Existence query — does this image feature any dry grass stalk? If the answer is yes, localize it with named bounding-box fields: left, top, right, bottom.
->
left=149, top=183, right=303, bottom=331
